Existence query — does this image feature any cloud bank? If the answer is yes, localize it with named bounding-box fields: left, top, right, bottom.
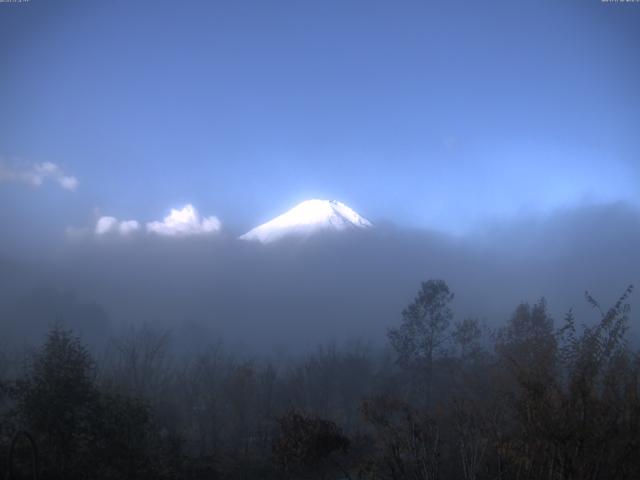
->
left=3, top=202, right=639, bottom=352
left=146, top=204, right=221, bottom=236
left=0, top=161, right=78, bottom=191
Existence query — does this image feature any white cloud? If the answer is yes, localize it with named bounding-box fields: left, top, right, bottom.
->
left=0, top=160, right=79, bottom=191
left=70, top=205, right=217, bottom=241
left=118, top=220, right=140, bottom=235
left=95, top=216, right=140, bottom=236
left=146, top=204, right=221, bottom=236
left=95, top=216, right=119, bottom=235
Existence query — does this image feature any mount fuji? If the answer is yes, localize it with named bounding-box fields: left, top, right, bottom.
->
left=239, top=199, right=372, bottom=243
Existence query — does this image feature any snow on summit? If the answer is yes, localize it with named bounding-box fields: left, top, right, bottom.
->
left=240, top=199, right=372, bottom=243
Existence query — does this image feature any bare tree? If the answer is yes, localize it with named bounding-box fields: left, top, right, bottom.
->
left=388, top=279, right=454, bottom=402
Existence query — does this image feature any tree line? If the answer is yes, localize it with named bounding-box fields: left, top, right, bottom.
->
left=0, top=280, right=638, bottom=480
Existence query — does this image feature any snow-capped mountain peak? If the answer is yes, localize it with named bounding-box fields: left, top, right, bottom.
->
left=240, top=199, right=372, bottom=243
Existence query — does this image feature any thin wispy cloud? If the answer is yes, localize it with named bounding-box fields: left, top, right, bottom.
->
left=146, top=204, right=221, bottom=236
left=0, top=160, right=79, bottom=191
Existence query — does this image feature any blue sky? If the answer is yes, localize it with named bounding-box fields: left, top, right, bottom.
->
left=1, top=0, right=639, bottom=241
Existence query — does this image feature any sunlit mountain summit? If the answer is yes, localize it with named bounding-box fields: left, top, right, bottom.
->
left=240, top=199, right=372, bottom=243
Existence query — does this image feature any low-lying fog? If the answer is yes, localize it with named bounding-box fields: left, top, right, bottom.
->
left=1, top=202, right=638, bottom=354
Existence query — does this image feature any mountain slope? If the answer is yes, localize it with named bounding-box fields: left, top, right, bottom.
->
left=240, top=199, right=372, bottom=243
